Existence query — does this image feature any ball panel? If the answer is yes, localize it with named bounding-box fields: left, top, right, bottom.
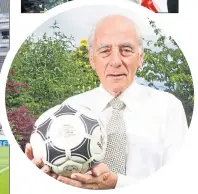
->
left=54, top=104, right=77, bottom=117
left=31, top=126, right=37, bottom=135
left=71, top=153, right=88, bottom=162
left=37, top=118, right=52, bottom=139
left=90, top=126, right=106, bottom=162
left=70, top=155, right=86, bottom=163
left=80, top=114, right=99, bottom=135
left=49, top=115, right=86, bottom=149
left=71, top=138, right=90, bottom=161
left=74, top=105, right=98, bottom=120
left=81, top=162, right=90, bottom=173
left=51, top=155, right=67, bottom=166
left=30, top=132, right=47, bottom=161
left=52, top=160, right=83, bottom=177
left=46, top=141, right=66, bottom=164
left=34, top=105, right=61, bottom=126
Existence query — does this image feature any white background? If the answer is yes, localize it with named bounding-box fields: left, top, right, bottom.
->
left=1, top=0, right=198, bottom=194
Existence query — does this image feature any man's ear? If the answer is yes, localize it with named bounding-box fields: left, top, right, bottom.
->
left=89, top=50, right=96, bottom=70
left=138, top=49, right=144, bottom=68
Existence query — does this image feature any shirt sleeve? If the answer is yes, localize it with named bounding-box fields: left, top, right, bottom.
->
left=115, top=174, right=139, bottom=188
left=162, top=95, right=188, bottom=165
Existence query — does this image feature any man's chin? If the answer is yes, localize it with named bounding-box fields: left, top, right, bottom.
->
left=110, top=86, right=125, bottom=97
left=102, top=82, right=127, bottom=97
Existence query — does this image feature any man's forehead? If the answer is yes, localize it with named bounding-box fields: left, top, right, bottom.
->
left=96, top=42, right=134, bottom=49
left=96, top=23, right=136, bottom=35
left=94, top=30, right=138, bottom=47
left=94, top=23, right=137, bottom=43
left=92, top=15, right=139, bottom=48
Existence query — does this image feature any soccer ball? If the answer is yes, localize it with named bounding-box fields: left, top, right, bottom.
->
left=30, top=102, right=107, bottom=177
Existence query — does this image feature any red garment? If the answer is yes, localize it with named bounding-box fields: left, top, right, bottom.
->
left=141, top=0, right=158, bottom=13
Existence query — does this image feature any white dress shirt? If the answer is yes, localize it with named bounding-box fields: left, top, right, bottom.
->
left=63, top=81, right=188, bottom=188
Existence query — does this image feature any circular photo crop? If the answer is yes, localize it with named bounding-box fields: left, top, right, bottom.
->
left=4, top=1, right=194, bottom=190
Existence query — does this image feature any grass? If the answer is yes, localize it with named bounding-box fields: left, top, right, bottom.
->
left=0, top=146, right=9, bottom=168
left=0, top=146, right=9, bottom=194
left=0, top=169, right=9, bottom=194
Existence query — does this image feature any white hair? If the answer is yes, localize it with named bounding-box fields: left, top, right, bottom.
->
left=88, top=15, right=144, bottom=56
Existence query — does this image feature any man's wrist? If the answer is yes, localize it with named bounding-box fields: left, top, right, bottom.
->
left=110, top=172, right=118, bottom=189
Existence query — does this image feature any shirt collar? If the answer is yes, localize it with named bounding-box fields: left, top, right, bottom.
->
left=98, top=80, right=141, bottom=112
left=97, top=85, right=113, bottom=112
left=119, top=81, right=141, bottom=111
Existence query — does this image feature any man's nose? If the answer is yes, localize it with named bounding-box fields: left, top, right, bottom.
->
left=109, top=49, right=122, bottom=68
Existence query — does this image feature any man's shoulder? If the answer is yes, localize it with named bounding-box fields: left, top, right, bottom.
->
left=62, top=87, right=100, bottom=105
left=138, top=84, right=182, bottom=106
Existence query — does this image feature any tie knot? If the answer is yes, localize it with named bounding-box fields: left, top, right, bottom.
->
left=110, top=98, right=125, bottom=110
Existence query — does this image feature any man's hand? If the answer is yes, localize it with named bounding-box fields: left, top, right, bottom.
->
left=25, top=143, right=58, bottom=179
left=57, top=163, right=117, bottom=190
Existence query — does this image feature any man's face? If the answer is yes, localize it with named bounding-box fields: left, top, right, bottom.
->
left=90, top=16, right=144, bottom=96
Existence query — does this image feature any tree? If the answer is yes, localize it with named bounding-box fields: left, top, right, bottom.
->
left=71, top=39, right=100, bottom=89
left=7, top=24, right=99, bottom=118
left=136, top=20, right=194, bottom=125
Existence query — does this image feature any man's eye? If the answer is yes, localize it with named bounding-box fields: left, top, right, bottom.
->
left=100, top=50, right=110, bottom=53
left=121, top=48, right=132, bottom=53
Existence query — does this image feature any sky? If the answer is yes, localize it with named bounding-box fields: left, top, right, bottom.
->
left=33, top=4, right=162, bottom=47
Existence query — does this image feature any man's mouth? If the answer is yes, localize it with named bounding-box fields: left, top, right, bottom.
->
left=107, top=73, right=126, bottom=77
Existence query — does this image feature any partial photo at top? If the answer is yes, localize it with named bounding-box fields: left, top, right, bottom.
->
left=21, top=0, right=179, bottom=13
left=0, top=1, right=9, bottom=194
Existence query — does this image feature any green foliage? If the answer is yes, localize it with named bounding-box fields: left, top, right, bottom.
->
left=137, top=20, right=194, bottom=125
left=71, top=39, right=100, bottom=89
left=7, top=23, right=99, bottom=117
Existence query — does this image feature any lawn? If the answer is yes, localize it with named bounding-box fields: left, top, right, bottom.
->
left=0, top=146, right=9, bottom=194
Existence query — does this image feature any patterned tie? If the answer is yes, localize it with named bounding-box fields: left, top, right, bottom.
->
left=104, top=98, right=127, bottom=175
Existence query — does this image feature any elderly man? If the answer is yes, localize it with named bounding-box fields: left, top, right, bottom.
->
left=25, top=14, right=188, bottom=189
